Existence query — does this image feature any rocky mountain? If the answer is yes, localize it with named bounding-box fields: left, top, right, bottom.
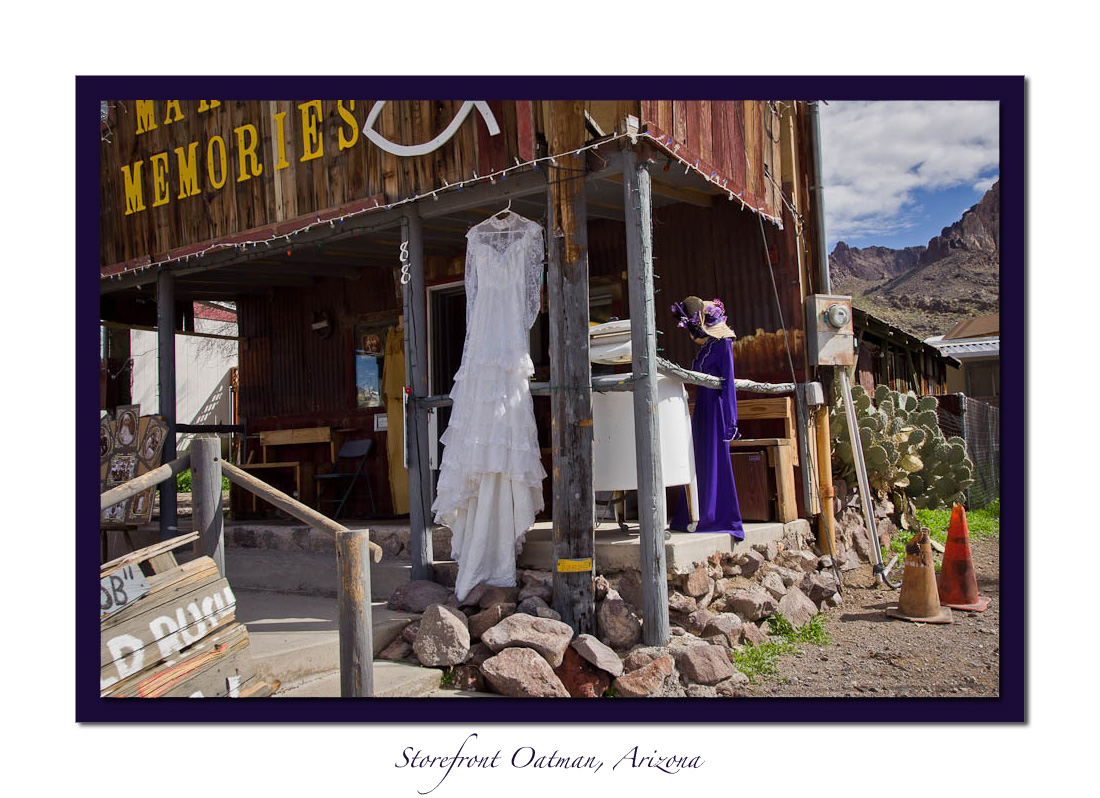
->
left=830, top=180, right=1000, bottom=339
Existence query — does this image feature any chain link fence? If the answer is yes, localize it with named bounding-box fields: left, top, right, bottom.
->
left=926, top=393, right=1000, bottom=509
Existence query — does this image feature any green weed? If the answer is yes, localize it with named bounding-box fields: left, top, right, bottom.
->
left=732, top=611, right=831, bottom=683
left=731, top=640, right=797, bottom=682
left=175, top=470, right=231, bottom=493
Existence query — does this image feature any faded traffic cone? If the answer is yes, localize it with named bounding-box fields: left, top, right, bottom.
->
left=937, top=503, right=990, bottom=612
left=886, top=528, right=952, bottom=624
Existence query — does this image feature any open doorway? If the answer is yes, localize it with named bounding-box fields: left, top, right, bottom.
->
left=427, top=282, right=467, bottom=472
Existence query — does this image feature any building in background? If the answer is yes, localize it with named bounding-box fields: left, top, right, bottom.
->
left=924, top=314, right=999, bottom=405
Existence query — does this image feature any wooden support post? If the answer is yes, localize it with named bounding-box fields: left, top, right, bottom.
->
left=337, top=529, right=375, bottom=697
left=402, top=209, right=434, bottom=581
left=157, top=268, right=178, bottom=541
left=191, top=436, right=225, bottom=576
left=622, top=145, right=670, bottom=647
left=815, top=402, right=838, bottom=558
left=547, top=101, right=595, bottom=634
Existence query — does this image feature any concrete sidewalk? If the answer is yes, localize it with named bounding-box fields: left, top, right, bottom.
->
left=234, top=588, right=456, bottom=698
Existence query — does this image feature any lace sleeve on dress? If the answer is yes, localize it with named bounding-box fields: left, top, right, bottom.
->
left=523, top=223, right=545, bottom=329
left=464, top=232, right=479, bottom=324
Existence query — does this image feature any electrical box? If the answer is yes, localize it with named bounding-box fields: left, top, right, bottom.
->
left=805, top=294, right=855, bottom=366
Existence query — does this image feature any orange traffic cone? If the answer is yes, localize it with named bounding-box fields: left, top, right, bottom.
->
left=937, top=503, right=990, bottom=612
left=886, top=528, right=952, bottom=624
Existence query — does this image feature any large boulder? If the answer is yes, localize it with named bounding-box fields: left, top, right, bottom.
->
left=672, top=644, right=734, bottom=686
left=553, top=646, right=611, bottom=698
left=387, top=580, right=453, bottom=612
left=481, top=648, right=569, bottom=697
left=683, top=564, right=715, bottom=598
left=571, top=634, right=624, bottom=678
left=467, top=603, right=516, bottom=641
left=480, top=613, right=574, bottom=668
left=413, top=604, right=471, bottom=666
left=727, top=588, right=779, bottom=622
left=777, top=587, right=818, bottom=629
left=597, top=594, right=643, bottom=650
left=702, top=613, right=743, bottom=646
left=612, top=655, right=680, bottom=698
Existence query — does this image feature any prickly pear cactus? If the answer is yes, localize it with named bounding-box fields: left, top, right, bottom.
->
left=830, top=380, right=975, bottom=522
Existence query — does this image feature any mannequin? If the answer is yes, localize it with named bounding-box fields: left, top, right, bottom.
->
left=669, top=296, right=744, bottom=539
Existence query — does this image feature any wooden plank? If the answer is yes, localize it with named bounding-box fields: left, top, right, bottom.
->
left=100, top=578, right=237, bottom=688
left=774, top=441, right=798, bottom=523
left=100, top=531, right=199, bottom=577
left=259, top=426, right=332, bottom=447
left=622, top=146, right=670, bottom=647
left=104, top=622, right=255, bottom=698
left=547, top=101, right=595, bottom=635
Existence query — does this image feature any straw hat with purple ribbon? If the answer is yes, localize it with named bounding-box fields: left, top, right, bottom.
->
left=671, top=296, right=736, bottom=341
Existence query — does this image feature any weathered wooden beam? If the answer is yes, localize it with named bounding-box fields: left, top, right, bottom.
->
left=622, top=146, right=670, bottom=647
left=191, top=436, right=225, bottom=576
left=100, top=454, right=191, bottom=511
left=547, top=101, right=595, bottom=635
left=420, top=167, right=549, bottom=220
left=403, top=208, right=435, bottom=581
left=157, top=269, right=179, bottom=542
left=337, top=529, right=375, bottom=697
left=222, top=461, right=382, bottom=561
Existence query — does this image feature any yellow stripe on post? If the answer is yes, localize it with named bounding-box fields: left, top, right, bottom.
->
left=556, top=558, right=593, bottom=573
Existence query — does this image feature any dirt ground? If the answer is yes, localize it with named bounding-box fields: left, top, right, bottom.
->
left=744, top=536, right=999, bottom=697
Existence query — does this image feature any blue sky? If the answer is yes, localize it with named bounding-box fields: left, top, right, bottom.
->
left=819, top=101, right=999, bottom=253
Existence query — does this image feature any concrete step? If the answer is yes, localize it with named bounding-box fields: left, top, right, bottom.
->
left=234, top=588, right=422, bottom=686
left=224, top=550, right=427, bottom=601
left=274, top=662, right=444, bottom=698
left=517, top=520, right=799, bottom=575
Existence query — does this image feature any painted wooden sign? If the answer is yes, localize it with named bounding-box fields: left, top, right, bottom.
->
left=100, top=564, right=152, bottom=620
left=100, top=100, right=536, bottom=270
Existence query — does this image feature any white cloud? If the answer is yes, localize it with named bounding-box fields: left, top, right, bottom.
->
left=819, top=101, right=999, bottom=244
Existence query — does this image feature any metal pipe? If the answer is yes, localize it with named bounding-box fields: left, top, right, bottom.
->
left=807, top=101, right=831, bottom=294
left=157, top=268, right=178, bottom=541
left=838, top=369, right=899, bottom=588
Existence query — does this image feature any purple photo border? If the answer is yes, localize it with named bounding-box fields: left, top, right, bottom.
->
left=77, top=75, right=1025, bottom=724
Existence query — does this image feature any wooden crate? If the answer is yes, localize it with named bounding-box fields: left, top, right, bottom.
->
left=730, top=450, right=772, bottom=521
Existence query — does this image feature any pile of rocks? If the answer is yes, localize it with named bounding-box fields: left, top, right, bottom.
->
left=830, top=477, right=904, bottom=569
left=382, top=538, right=843, bottom=698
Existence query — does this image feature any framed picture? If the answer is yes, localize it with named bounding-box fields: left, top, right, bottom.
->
left=354, top=323, right=388, bottom=409
left=114, top=404, right=140, bottom=449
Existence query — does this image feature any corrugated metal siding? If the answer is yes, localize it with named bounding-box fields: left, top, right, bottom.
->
left=652, top=202, right=806, bottom=384
left=640, top=100, right=783, bottom=222
left=238, top=269, right=398, bottom=419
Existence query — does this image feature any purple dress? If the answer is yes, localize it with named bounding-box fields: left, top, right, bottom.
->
left=670, top=338, right=744, bottom=538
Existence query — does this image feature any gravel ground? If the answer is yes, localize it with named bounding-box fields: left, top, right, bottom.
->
left=744, top=536, right=999, bottom=697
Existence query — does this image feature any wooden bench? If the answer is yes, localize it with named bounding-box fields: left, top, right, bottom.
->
left=240, top=426, right=334, bottom=513
left=730, top=397, right=799, bottom=523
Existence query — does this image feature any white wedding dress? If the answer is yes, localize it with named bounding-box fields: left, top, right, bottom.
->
left=432, top=211, right=547, bottom=602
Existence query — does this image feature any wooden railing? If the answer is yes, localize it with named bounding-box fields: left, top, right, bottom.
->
left=100, top=437, right=382, bottom=698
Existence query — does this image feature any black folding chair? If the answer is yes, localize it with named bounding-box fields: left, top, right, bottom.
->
left=314, top=438, right=375, bottom=520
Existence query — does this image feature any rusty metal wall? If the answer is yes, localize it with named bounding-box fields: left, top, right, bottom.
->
left=237, top=269, right=398, bottom=420
left=652, top=201, right=806, bottom=384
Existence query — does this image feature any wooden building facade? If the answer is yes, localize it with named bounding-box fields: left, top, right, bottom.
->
left=100, top=98, right=833, bottom=641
